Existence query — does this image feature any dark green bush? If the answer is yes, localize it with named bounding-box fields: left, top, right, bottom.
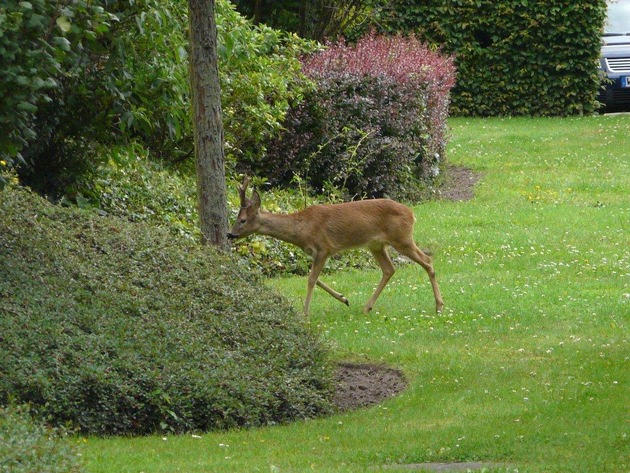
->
left=0, top=184, right=334, bottom=435
left=368, top=0, right=607, bottom=117
left=0, top=405, right=85, bottom=473
left=260, top=33, right=455, bottom=200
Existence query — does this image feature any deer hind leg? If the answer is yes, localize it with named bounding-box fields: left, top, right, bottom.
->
left=316, top=280, right=350, bottom=306
left=393, top=241, right=444, bottom=313
left=304, top=250, right=329, bottom=316
left=364, top=244, right=395, bottom=314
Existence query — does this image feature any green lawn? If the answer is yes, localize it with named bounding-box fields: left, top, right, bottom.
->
left=84, top=115, right=629, bottom=473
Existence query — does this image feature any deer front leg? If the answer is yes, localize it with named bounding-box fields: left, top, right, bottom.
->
left=304, top=250, right=329, bottom=316
left=394, top=242, right=444, bottom=313
left=414, top=248, right=443, bottom=313
left=364, top=245, right=395, bottom=313
left=317, top=280, right=350, bottom=306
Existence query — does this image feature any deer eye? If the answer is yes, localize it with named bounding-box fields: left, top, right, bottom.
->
left=239, top=218, right=246, bottom=224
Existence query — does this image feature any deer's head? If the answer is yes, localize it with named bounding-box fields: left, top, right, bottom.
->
left=227, top=176, right=262, bottom=240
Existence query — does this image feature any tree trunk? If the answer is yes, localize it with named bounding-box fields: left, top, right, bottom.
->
left=188, top=0, right=228, bottom=249
left=253, top=0, right=263, bottom=24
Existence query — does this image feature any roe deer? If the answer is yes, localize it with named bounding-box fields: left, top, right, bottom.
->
left=227, top=176, right=444, bottom=316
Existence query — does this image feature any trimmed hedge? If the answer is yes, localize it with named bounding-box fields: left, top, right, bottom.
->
left=259, top=33, right=455, bottom=200
left=0, top=184, right=334, bottom=435
left=370, top=0, right=607, bottom=116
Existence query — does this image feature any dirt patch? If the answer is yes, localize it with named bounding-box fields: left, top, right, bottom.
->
left=333, top=363, right=407, bottom=411
left=439, top=165, right=482, bottom=202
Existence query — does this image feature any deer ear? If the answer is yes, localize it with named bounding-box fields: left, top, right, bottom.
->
left=250, top=190, right=261, bottom=209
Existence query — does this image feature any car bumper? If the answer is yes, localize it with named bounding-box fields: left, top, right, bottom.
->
left=598, top=78, right=630, bottom=109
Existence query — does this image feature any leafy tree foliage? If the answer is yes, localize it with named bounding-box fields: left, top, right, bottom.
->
left=1, top=0, right=315, bottom=199
left=232, top=0, right=369, bottom=41
left=215, top=2, right=319, bottom=168
left=0, top=0, right=114, bottom=190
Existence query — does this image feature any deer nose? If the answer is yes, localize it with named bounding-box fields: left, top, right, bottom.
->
left=227, top=233, right=238, bottom=240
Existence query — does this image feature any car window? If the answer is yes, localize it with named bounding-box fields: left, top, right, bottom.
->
left=605, top=0, right=630, bottom=35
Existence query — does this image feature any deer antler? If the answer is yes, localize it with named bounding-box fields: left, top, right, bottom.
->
left=238, top=175, right=251, bottom=207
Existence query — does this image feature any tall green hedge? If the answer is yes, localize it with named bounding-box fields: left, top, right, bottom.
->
left=372, top=0, right=607, bottom=116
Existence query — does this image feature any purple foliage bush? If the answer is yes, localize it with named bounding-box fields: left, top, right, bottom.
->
left=262, top=32, right=456, bottom=199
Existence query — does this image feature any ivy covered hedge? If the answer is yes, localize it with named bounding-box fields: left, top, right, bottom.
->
left=0, top=184, right=334, bottom=435
left=372, top=0, right=607, bottom=116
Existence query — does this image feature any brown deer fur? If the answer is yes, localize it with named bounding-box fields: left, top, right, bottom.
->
left=228, top=177, right=444, bottom=316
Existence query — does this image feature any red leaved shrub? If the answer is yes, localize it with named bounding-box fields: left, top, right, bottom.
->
left=302, top=31, right=455, bottom=87
left=260, top=32, right=456, bottom=200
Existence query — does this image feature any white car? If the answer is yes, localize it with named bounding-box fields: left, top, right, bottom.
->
left=599, top=0, right=630, bottom=110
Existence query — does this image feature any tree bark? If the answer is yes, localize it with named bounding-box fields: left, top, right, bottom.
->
left=253, top=0, right=263, bottom=24
left=188, top=0, right=228, bottom=249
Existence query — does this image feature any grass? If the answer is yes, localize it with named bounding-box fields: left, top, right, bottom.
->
left=83, top=115, right=629, bottom=472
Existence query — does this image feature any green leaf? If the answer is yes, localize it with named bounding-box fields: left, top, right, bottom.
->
left=17, top=101, right=37, bottom=113
left=15, top=76, right=30, bottom=86
left=56, top=15, right=72, bottom=33
left=75, top=194, right=92, bottom=209
left=224, top=33, right=235, bottom=59
left=52, top=36, right=71, bottom=52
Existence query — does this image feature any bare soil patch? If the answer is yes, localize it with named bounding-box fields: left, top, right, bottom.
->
left=439, top=165, right=482, bottom=202
left=333, top=363, right=407, bottom=411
